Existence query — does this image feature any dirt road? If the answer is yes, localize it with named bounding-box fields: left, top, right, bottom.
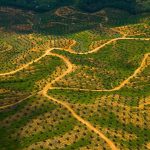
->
left=1, top=37, right=150, bottom=149
left=40, top=52, right=119, bottom=150
left=1, top=37, right=149, bottom=76
left=52, top=52, right=150, bottom=92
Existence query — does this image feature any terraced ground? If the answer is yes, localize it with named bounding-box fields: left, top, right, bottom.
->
left=0, top=6, right=150, bottom=150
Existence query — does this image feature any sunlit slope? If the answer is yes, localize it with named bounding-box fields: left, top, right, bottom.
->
left=0, top=6, right=150, bottom=150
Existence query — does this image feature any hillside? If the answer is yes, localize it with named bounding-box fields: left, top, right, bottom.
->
left=0, top=5, right=150, bottom=150
left=0, top=0, right=150, bottom=13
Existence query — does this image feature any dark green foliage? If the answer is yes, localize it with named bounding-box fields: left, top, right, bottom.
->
left=0, top=0, right=150, bottom=14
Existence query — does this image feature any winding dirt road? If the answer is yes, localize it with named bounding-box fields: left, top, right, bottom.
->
left=0, top=37, right=150, bottom=76
left=0, top=94, right=34, bottom=109
left=71, top=37, right=150, bottom=55
left=52, top=52, right=150, bottom=92
left=44, top=93, right=119, bottom=150
left=1, top=37, right=150, bottom=149
left=0, top=49, right=52, bottom=76
left=39, top=52, right=119, bottom=150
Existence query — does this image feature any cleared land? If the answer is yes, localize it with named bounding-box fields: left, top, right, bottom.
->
left=0, top=6, right=150, bottom=150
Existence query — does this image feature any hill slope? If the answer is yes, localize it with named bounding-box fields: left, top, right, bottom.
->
left=0, top=0, right=150, bottom=13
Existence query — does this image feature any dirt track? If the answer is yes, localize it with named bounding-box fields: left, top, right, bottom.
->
left=0, top=37, right=150, bottom=76
left=0, top=94, right=33, bottom=109
left=53, top=52, right=150, bottom=92
left=44, top=93, right=119, bottom=150
left=40, top=52, right=119, bottom=150
left=0, top=49, right=52, bottom=76
left=1, top=37, right=150, bottom=149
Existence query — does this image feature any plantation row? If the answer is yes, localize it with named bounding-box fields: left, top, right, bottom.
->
left=0, top=95, right=111, bottom=150
left=53, top=40, right=150, bottom=90
left=0, top=6, right=150, bottom=150
left=0, top=31, right=74, bottom=73
left=48, top=89, right=150, bottom=150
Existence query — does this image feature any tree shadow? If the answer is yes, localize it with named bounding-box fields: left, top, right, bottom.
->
left=0, top=6, right=149, bottom=36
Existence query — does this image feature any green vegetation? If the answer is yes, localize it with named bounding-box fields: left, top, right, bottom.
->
left=0, top=4, right=150, bottom=150
left=0, top=55, right=65, bottom=91
left=1, top=0, right=150, bottom=13
left=54, top=40, right=150, bottom=89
